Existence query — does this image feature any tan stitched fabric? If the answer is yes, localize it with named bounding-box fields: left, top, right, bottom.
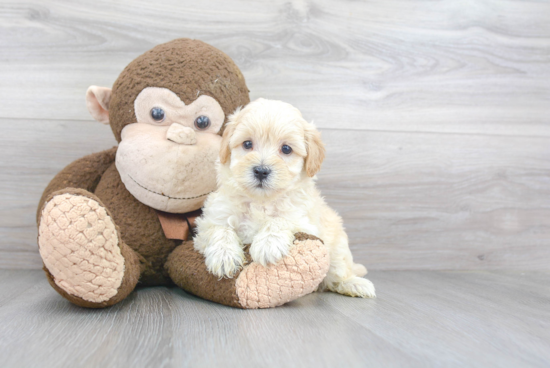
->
left=38, top=194, right=125, bottom=303
left=235, top=238, right=330, bottom=309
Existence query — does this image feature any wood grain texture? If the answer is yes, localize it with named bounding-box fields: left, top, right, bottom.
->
left=1, top=0, right=549, bottom=270
left=1, top=0, right=549, bottom=135
left=0, top=269, right=549, bottom=368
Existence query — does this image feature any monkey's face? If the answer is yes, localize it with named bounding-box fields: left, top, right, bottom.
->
left=114, top=87, right=224, bottom=213
left=85, top=39, right=250, bottom=213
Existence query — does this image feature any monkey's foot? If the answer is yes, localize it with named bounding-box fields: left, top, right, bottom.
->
left=38, top=190, right=133, bottom=306
left=236, top=233, right=330, bottom=308
left=166, top=233, right=330, bottom=309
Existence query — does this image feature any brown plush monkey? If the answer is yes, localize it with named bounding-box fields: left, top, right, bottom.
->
left=36, top=39, right=329, bottom=309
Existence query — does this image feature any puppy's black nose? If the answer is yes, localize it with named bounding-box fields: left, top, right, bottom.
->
left=253, top=166, right=271, bottom=181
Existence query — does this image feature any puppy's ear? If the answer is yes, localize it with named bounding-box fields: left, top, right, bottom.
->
left=219, top=108, right=241, bottom=164
left=304, top=124, right=326, bottom=177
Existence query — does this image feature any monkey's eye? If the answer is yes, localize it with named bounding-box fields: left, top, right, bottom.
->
left=150, top=107, right=165, bottom=122
left=281, top=145, right=292, bottom=154
left=243, top=141, right=253, bottom=150
left=194, top=115, right=211, bottom=130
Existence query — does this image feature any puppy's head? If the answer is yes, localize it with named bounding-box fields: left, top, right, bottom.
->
left=220, top=98, right=325, bottom=198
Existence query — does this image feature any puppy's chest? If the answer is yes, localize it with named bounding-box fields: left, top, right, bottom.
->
left=234, top=203, right=287, bottom=243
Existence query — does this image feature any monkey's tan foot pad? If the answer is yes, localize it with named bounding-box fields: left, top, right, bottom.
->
left=235, top=233, right=330, bottom=309
left=38, top=193, right=125, bottom=303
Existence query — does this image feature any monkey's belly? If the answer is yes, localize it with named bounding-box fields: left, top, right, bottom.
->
left=94, top=163, right=180, bottom=285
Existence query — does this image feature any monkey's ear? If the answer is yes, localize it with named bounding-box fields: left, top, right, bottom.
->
left=86, top=86, right=112, bottom=125
left=304, top=124, right=326, bottom=177
left=219, top=108, right=241, bottom=164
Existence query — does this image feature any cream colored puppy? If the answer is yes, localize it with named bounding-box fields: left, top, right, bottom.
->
left=194, top=98, right=375, bottom=298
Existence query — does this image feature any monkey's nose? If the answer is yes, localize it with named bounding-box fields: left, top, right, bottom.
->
left=166, top=124, right=197, bottom=145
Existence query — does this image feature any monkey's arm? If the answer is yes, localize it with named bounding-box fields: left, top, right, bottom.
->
left=36, top=147, right=117, bottom=223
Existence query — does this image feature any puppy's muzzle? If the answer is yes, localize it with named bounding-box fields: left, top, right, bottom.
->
left=253, top=165, right=271, bottom=182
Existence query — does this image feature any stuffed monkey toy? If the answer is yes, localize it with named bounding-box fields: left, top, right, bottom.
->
left=36, top=39, right=329, bottom=309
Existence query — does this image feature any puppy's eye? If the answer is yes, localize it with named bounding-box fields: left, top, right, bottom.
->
left=243, top=141, right=253, bottom=150
left=281, top=145, right=292, bottom=154
left=150, top=107, right=165, bottom=122
left=194, top=115, right=211, bottom=130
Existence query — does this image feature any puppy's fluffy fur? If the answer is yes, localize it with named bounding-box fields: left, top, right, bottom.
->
left=194, top=98, right=375, bottom=298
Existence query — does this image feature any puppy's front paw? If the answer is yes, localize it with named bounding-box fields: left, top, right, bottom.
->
left=250, top=230, right=294, bottom=266
left=331, top=277, right=376, bottom=298
left=204, top=243, right=245, bottom=279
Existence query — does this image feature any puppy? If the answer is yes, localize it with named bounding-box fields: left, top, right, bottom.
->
left=194, top=98, right=375, bottom=298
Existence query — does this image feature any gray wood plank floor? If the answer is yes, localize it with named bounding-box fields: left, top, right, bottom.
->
left=0, top=269, right=548, bottom=368
left=1, top=0, right=550, bottom=270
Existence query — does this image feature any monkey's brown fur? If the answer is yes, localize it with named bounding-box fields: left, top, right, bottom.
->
left=109, top=38, right=249, bottom=142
